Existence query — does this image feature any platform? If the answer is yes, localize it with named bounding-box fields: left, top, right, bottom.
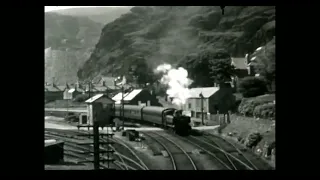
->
left=192, top=125, right=220, bottom=130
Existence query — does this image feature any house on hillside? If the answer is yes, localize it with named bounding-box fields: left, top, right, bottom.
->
left=90, top=76, right=139, bottom=97
left=84, top=84, right=112, bottom=97
left=92, top=76, right=116, bottom=87
left=63, top=83, right=84, bottom=100
left=87, top=76, right=122, bottom=96
left=182, top=83, right=235, bottom=119
left=231, top=55, right=257, bottom=90
left=112, top=89, right=160, bottom=106
left=45, top=83, right=66, bottom=102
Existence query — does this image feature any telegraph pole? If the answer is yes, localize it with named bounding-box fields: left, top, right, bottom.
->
left=121, top=85, right=124, bottom=130
left=77, top=110, right=115, bottom=170
left=93, top=120, right=100, bottom=169
left=88, top=81, right=91, bottom=98
left=199, top=93, right=204, bottom=125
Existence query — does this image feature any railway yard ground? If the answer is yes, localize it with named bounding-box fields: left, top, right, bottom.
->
left=208, top=114, right=276, bottom=168
left=45, top=116, right=274, bottom=170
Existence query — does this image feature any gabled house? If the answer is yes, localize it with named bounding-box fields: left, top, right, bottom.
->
left=112, top=89, right=160, bottom=106
left=63, top=82, right=84, bottom=100
left=230, top=55, right=257, bottom=90
left=92, top=76, right=116, bottom=87
left=88, top=76, right=121, bottom=96
left=84, top=83, right=109, bottom=97
left=182, top=83, right=235, bottom=119
left=45, top=83, right=66, bottom=102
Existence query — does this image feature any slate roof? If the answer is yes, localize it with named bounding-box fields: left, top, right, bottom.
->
left=188, top=87, right=219, bottom=98
left=112, top=89, right=143, bottom=103
left=85, top=94, right=114, bottom=103
left=45, top=85, right=65, bottom=92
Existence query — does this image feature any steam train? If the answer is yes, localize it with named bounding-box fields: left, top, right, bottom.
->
left=113, top=104, right=192, bottom=135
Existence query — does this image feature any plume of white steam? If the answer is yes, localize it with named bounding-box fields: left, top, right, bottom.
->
left=155, top=63, right=193, bottom=107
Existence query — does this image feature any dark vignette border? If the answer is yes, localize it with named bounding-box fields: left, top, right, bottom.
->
left=4, top=1, right=317, bottom=177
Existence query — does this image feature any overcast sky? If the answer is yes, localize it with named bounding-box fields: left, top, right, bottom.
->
left=45, top=6, right=125, bottom=12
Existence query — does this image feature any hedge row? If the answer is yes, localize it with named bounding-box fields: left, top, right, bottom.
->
left=238, top=94, right=275, bottom=119
left=253, top=103, right=275, bottom=119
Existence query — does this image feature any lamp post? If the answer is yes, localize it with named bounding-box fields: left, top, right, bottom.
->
left=114, top=77, right=125, bottom=131
left=121, top=86, right=125, bottom=129
left=114, top=76, right=135, bottom=130
left=84, top=80, right=93, bottom=98
left=199, top=93, right=204, bottom=125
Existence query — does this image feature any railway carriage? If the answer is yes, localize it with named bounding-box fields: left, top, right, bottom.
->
left=142, top=106, right=165, bottom=125
left=113, top=104, right=191, bottom=135
left=123, top=105, right=143, bottom=120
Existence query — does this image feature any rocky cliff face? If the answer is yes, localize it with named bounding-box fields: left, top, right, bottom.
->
left=45, top=12, right=104, bottom=84
left=77, top=6, right=275, bottom=82
left=45, top=12, right=103, bottom=50
left=53, top=6, right=132, bottom=24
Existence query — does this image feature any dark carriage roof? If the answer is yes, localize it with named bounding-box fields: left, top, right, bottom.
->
left=115, top=104, right=144, bottom=111
left=142, top=106, right=175, bottom=114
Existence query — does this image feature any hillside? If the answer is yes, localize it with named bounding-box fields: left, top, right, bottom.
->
left=53, top=6, right=132, bottom=24
left=77, top=6, right=276, bottom=85
left=45, top=12, right=105, bottom=84
left=45, top=12, right=103, bottom=49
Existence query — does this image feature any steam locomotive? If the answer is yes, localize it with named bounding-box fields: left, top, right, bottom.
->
left=113, top=104, right=192, bottom=135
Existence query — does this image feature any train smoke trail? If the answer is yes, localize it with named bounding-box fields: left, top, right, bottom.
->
left=155, top=63, right=193, bottom=107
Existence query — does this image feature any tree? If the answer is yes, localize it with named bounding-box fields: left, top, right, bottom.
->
left=238, top=76, right=268, bottom=98
left=130, top=57, right=156, bottom=87
left=209, top=58, right=235, bottom=84
left=187, top=53, right=213, bottom=87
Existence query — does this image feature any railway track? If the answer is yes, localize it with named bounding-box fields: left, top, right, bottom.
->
left=202, top=134, right=259, bottom=170
left=73, top=129, right=149, bottom=170
left=203, top=133, right=273, bottom=170
left=179, top=134, right=259, bottom=170
left=45, top=131, right=135, bottom=170
left=45, top=134, right=122, bottom=170
left=142, top=131, right=197, bottom=170
left=45, top=129, right=148, bottom=170
left=45, top=132, right=125, bottom=170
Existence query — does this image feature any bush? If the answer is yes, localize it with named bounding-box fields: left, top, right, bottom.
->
left=245, top=132, right=263, bottom=148
left=253, top=103, right=275, bottom=119
left=238, top=94, right=275, bottom=117
left=238, top=76, right=268, bottom=98
left=73, top=94, right=89, bottom=102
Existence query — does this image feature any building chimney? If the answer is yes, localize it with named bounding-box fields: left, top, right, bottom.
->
left=103, top=81, right=106, bottom=86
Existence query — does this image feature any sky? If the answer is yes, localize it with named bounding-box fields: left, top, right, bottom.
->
left=45, top=6, right=125, bottom=12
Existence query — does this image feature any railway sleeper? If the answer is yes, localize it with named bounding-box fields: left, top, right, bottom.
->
left=63, top=158, right=86, bottom=165
left=65, top=147, right=86, bottom=154
left=163, top=151, right=191, bottom=156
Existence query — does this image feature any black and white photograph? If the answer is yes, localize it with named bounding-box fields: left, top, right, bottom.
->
left=44, top=6, right=276, bottom=170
